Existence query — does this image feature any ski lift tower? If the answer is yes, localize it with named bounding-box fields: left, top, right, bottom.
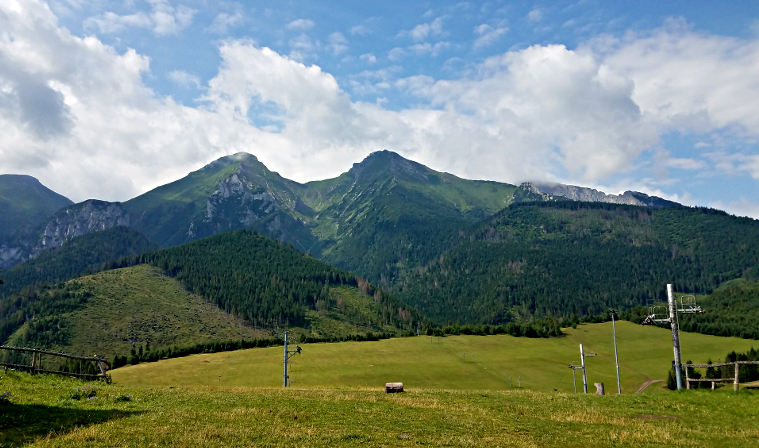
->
left=282, top=331, right=301, bottom=387
left=642, top=283, right=704, bottom=390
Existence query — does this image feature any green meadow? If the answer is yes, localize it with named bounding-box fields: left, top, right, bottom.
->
left=3, top=323, right=759, bottom=447
left=112, top=321, right=758, bottom=393
left=2, top=368, right=758, bottom=447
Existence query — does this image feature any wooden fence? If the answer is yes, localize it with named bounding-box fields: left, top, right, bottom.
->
left=683, top=360, right=759, bottom=391
left=0, top=345, right=110, bottom=383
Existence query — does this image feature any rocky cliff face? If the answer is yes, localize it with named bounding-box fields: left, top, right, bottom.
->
left=195, top=172, right=279, bottom=236
left=40, top=200, right=130, bottom=250
left=521, top=182, right=678, bottom=208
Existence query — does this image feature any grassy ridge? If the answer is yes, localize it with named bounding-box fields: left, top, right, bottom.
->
left=111, top=321, right=758, bottom=393
left=6, top=265, right=266, bottom=357
left=2, top=370, right=758, bottom=447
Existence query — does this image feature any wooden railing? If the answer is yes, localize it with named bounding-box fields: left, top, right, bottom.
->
left=683, top=361, right=759, bottom=391
left=0, top=345, right=110, bottom=383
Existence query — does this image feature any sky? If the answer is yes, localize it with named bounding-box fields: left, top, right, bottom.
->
left=1, top=1, right=759, bottom=218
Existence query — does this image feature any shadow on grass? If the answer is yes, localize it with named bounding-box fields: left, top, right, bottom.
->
left=0, top=403, right=140, bottom=447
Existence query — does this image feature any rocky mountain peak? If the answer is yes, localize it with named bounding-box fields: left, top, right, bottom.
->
left=349, top=150, right=429, bottom=183
left=521, top=181, right=678, bottom=208
left=41, top=200, right=130, bottom=250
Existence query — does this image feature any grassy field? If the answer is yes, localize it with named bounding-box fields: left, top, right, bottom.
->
left=2, top=369, right=758, bottom=447
left=112, top=321, right=758, bottom=393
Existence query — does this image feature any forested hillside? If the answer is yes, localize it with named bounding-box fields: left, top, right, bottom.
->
left=394, top=202, right=759, bottom=324
left=0, top=226, right=157, bottom=299
left=140, top=229, right=421, bottom=331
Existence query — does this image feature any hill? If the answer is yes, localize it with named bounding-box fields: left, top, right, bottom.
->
left=0, top=226, right=157, bottom=300
left=393, top=202, right=759, bottom=324
left=4, top=265, right=266, bottom=357
left=139, top=229, right=421, bottom=333
left=0, top=175, right=72, bottom=268
left=1, top=229, right=421, bottom=357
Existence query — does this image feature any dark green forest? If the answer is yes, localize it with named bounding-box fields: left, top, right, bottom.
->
left=394, top=202, right=759, bottom=324
left=139, top=229, right=422, bottom=330
left=0, top=226, right=157, bottom=299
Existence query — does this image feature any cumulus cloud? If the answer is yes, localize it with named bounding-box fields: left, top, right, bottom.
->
left=359, top=53, right=377, bottom=63
left=598, top=19, right=759, bottom=136
left=408, top=42, right=449, bottom=57
left=527, top=9, right=542, bottom=23
left=286, top=18, right=314, bottom=30
left=2, top=3, right=759, bottom=220
left=349, top=25, right=369, bottom=35
left=84, top=0, right=195, bottom=36
left=473, top=24, right=508, bottom=49
left=167, top=70, right=200, bottom=88
left=327, top=32, right=348, bottom=55
left=388, top=47, right=406, bottom=61
left=405, top=17, right=444, bottom=41
left=207, top=12, right=244, bottom=34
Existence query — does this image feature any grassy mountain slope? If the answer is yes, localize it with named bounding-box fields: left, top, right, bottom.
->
left=303, top=151, right=525, bottom=283
left=119, top=150, right=526, bottom=286
left=0, top=174, right=72, bottom=242
left=123, top=153, right=318, bottom=251
left=395, top=202, right=759, bottom=324
left=0, top=226, right=157, bottom=299
left=5, top=265, right=266, bottom=357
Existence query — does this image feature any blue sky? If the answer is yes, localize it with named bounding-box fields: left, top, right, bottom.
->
left=2, top=0, right=759, bottom=217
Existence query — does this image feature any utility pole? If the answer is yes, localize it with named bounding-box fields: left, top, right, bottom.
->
left=283, top=331, right=289, bottom=387
left=610, top=309, right=621, bottom=394
left=667, top=284, right=684, bottom=390
left=282, top=330, right=302, bottom=387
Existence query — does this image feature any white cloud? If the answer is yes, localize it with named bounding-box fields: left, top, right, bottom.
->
left=705, top=152, right=759, bottom=179
left=406, top=17, right=444, bottom=41
left=409, top=42, right=450, bottom=57
left=84, top=0, right=195, bottom=36
left=665, top=157, right=706, bottom=170
left=527, top=9, right=542, bottom=23
left=349, top=25, right=369, bottom=35
left=360, top=53, right=377, bottom=63
left=286, top=18, right=314, bottom=30
left=388, top=47, right=406, bottom=61
left=2, top=4, right=758, bottom=216
left=327, top=32, right=348, bottom=56
left=288, top=34, right=316, bottom=61
left=207, top=12, right=244, bottom=34
left=599, top=19, right=759, bottom=136
left=167, top=70, right=200, bottom=88
left=473, top=24, right=508, bottom=49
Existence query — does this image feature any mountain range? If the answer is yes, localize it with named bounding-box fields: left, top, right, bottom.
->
left=0, top=150, right=677, bottom=271
left=1, top=150, right=758, bottom=346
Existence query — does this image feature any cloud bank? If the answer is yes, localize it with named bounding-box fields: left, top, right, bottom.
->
left=1, top=1, right=759, bottom=218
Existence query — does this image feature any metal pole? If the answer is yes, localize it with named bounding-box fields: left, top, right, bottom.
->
left=580, top=344, right=588, bottom=394
left=667, top=284, right=684, bottom=390
left=572, top=368, right=577, bottom=393
left=283, top=331, right=289, bottom=387
left=612, top=313, right=621, bottom=394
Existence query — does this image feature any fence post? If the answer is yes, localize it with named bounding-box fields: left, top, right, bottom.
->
left=734, top=363, right=739, bottom=391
